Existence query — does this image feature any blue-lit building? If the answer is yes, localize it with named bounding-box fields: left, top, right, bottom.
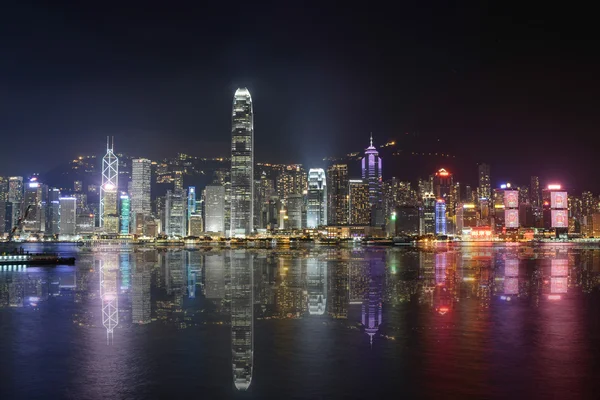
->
left=435, top=199, right=446, bottom=235
left=120, top=194, right=130, bottom=235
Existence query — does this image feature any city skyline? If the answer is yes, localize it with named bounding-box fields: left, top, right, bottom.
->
left=1, top=4, right=598, bottom=191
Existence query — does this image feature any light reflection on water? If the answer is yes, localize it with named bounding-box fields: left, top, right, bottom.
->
left=1, top=243, right=600, bottom=399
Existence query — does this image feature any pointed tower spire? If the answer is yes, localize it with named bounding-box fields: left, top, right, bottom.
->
left=370, top=132, right=373, bottom=147
left=106, top=136, right=110, bottom=151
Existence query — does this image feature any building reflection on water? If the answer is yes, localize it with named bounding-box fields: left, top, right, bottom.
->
left=3, top=245, right=600, bottom=390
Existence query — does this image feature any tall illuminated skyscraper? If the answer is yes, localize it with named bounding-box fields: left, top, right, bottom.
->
left=204, top=184, right=225, bottom=234
left=230, top=88, right=254, bottom=237
left=120, top=194, right=131, bottom=235
left=361, top=135, right=383, bottom=226
left=478, top=163, right=491, bottom=200
left=307, top=168, right=327, bottom=228
left=327, top=164, right=349, bottom=225
left=131, top=158, right=151, bottom=228
left=165, top=189, right=186, bottom=237
left=100, top=137, right=118, bottom=228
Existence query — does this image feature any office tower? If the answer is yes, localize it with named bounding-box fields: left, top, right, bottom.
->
left=230, top=88, right=254, bottom=237
left=478, top=163, right=491, bottom=200
left=188, top=214, right=203, bottom=236
left=327, top=164, right=349, bottom=225
left=306, top=258, right=327, bottom=315
left=74, top=180, right=83, bottom=192
left=204, top=184, right=225, bottom=234
left=394, top=206, right=420, bottom=235
left=542, top=184, right=568, bottom=231
left=530, top=176, right=541, bottom=207
left=46, top=188, right=61, bottom=235
left=22, top=179, right=47, bottom=233
left=418, top=177, right=433, bottom=199
left=362, top=135, right=383, bottom=226
left=230, top=250, right=253, bottom=391
left=8, top=176, right=23, bottom=203
left=435, top=199, right=447, bottom=235
left=59, top=197, right=77, bottom=236
left=465, top=185, right=473, bottom=203
left=276, top=165, right=307, bottom=199
left=0, top=178, right=7, bottom=236
left=7, top=176, right=23, bottom=229
left=131, top=158, right=152, bottom=227
left=433, top=168, right=453, bottom=201
left=422, top=192, right=436, bottom=235
left=165, top=190, right=186, bottom=237
left=349, top=180, right=370, bottom=225
left=456, top=203, right=478, bottom=232
left=100, top=137, right=118, bottom=228
left=286, top=194, right=304, bottom=229
left=307, top=168, right=327, bottom=228
left=187, top=186, right=196, bottom=220
left=120, top=194, right=130, bottom=234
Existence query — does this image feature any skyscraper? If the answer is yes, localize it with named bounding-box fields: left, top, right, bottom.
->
left=100, top=137, right=118, bottom=228
left=348, top=180, right=370, bottom=225
left=59, top=197, right=77, bottom=236
left=204, top=184, right=225, bottom=234
left=307, top=168, right=327, bottom=228
left=230, top=88, right=254, bottom=237
left=422, top=192, right=436, bottom=235
left=120, top=194, right=131, bottom=235
left=327, top=164, right=349, bottom=225
left=361, top=135, right=383, bottom=226
left=131, top=158, right=152, bottom=228
left=530, top=176, right=541, bottom=207
left=187, top=186, right=196, bottom=221
left=435, top=199, right=447, bottom=235
left=286, top=194, right=304, bottom=229
left=478, top=163, right=491, bottom=200
left=165, top=190, right=186, bottom=237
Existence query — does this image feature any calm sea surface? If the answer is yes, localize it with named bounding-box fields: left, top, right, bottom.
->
left=1, top=243, right=600, bottom=399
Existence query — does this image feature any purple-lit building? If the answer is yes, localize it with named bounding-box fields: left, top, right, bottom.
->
left=361, top=135, right=383, bottom=226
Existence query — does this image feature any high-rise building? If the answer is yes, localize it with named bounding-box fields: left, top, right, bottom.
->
left=361, top=135, right=383, bottom=226
left=542, top=184, right=568, bottom=231
left=120, top=194, right=131, bottom=235
left=433, top=168, right=453, bottom=202
left=165, top=190, right=186, bottom=237
left=276, top=165, right=307, bottom=199
left=422, top=192, right=436, bottom=235
left=100, top=137, right=118, bottom=228
left=131, top=158, right=152, bottom=227
left=59, top=197, right=77, bottom=236
left=187, top=186, right=196, bottom=226
left=204, top=184, right=225, bottom=234
left=230, top=88, right=254, bottom=237
left=530, top=176, right=541, bottom=207
left=188, top=214, right=203, bottom=236
left=307, top=168, right=327, bottom=228
left=22, top=179, right=47, bottom=233
left=74, top=180, right=83, bottom=192
left=327, top=164, right=349, bottom=225
left=435, top=199, right=447, bottom=235
left=286, top=194, right=304, bottom=229
left=46, top=188, right=61, bottom=235
left=8, top=176, right=23, bottom=203
left=348, top=180, right=370, bottom=225
left=478, top=163, right=491, bottom=200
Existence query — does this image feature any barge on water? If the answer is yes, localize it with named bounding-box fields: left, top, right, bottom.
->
left=0, top=254, right=76, bottom=266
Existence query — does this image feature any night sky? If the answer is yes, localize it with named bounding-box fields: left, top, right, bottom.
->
left=0, top=2, right=598, bottom=190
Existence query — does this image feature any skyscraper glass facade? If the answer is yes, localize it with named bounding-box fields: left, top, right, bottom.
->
left=230, top=88, right=254, bottom=237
